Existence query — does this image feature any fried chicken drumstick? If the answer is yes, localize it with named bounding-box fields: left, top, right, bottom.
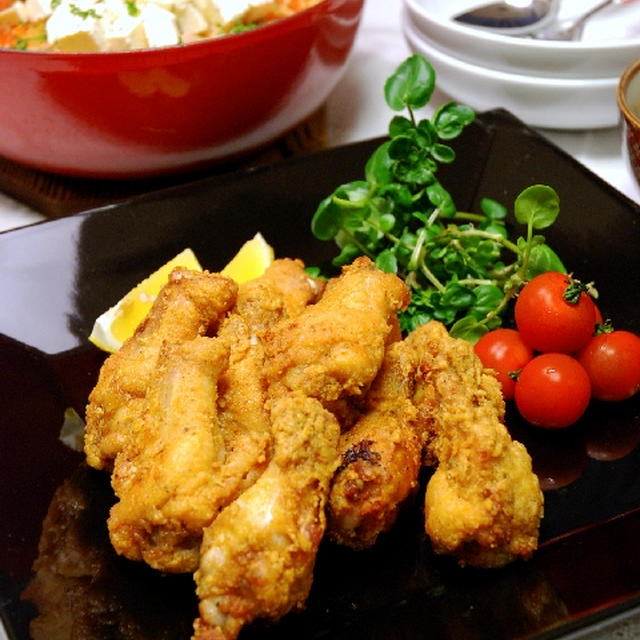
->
left=263, top=256, right=410, bottom=403
left=85, top=260, right=323, bottom=573
left=327, top=337, right=423, bottom=549
left=85, top=268, right=237, bottom=472
left=107, top=335, right=230, bottom=572
left=194, top=257, right=410, bottom=639
left=82, top=253, right=543, bottom=640
left=193, top=394, right=340, bottom=640
left=327, top=321, right=543, bottom=568
left=411, top=321, right=544, bottom=568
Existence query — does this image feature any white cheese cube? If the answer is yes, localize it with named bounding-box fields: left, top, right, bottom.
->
left=102, top=0, right=135, bottom=17
left=101, top=0, right=147, bottom=50
left=24, top=0, right=53, bottom=21
left=214, top=0, right=251, bottom=24
left=176, top=3, right=207, bottom=35
left=149, top=0, right=175, bottom=13
left=140, top=3, right=179, bottom=47
left=46, top=0, right=106, bottom=51
left=104, top=13, right=147, bottom=49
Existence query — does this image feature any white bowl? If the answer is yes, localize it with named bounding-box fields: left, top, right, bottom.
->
left=404, top=0, right=640, bottom=80
left=403, top=12, right=619, bottom=130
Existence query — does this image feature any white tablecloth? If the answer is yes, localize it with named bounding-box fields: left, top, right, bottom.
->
left=1, top=0, right=639, bottom=233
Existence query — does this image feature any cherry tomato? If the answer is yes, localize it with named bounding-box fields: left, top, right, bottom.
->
left=514, top=272, right=596, bottom=353
left=514, top=353, right=591, bottom=429
left=474, top=328, right=533, bottom=399
left=576, top=330, right=640, bottom=402
left=593, top=304, right=604, bottom=327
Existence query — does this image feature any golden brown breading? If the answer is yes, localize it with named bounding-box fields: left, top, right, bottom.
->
left=108, top=335, right=230, bottom=573
left=193, top=393, right=340, bottom=640
left=202, top=258, right=326, bottom=537
left=328, top=320, right=543, bottom=566
left=82, top=254, right=544, bottom=638
left=193, top=259, right=409, bottom=639
left=231, top=257, right=324, bottom=337
left=263, top=256, right=410, bottom=403
left=85, top=268, right=237, bottom=471
left=87, top=260, right=323, bottom=574
left=408, top=321, right=544, bottom=568
left=327, top=337, right=422, bottom=548
left=212, top=258, right=324, bottom=487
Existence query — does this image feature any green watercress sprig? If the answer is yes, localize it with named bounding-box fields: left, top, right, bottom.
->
left=311, top=54, right=565, bottom=343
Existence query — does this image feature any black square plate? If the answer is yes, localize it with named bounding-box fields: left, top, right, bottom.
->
left=2, top=109, right=640, bottom=640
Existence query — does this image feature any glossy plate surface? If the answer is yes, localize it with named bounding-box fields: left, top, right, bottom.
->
left=0, top=0, right=363, bottom=178
left=1, top=109, right=640, bottom=639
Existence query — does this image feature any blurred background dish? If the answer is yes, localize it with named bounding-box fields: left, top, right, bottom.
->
left=404, top=0, right=640, bottom=80
left=0, top=0, right=326, bottom=52
left=617, top=57, right=640, bottom=186
left=403, top=13, right=619, bottom=129
left=0, top=0, right=364, bottom=178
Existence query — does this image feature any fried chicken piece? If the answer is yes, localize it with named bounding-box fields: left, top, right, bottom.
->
left=193, top=393, right=340, bottom=640
left=204, top=258, right=325, bottom=527
left=263, top=256, right=410, bottom=403
left=108, top=335, right=231, bottom=573
left=90, top=261, right=323, bottom=574
left=251, top=257, right=411, bottom=550
left=231, top=258, right=324, bottom=337
left=208, top=257, right=324, bottom=492
left=328, top=320, right=542, bottom=565
left=85, top=268, right=237, bottom=471
left=191, top=260, right=408, bottom=637
left=408, top=321, right=544, bottom=568
left=327, top=338, right=423, bottom=548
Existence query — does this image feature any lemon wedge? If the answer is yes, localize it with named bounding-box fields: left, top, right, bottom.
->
left=89, top=248, right=202, bottom=353
left=89, top=234, right=275, bottom=353
left=220, top=232, right=274, bottom=283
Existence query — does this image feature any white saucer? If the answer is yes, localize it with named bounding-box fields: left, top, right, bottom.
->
left=404, top=0, right=640, bottom=80
left=403, top=11, right=620, bottom=130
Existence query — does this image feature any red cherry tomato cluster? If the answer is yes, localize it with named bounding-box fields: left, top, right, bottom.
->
left=474, top=271, right=640, bottom=429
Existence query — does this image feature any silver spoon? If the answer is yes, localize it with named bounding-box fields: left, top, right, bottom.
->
left=453, top=0, right=559, bottom=33
left=532, top=0, right=635, bottom=40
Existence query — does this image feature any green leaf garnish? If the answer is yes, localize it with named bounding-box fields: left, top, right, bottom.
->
left=310, top=54, right=566, bottom=342
left=383, top=54, right=435, bottom=112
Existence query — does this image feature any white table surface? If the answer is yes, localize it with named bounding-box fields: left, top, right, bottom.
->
left=1, top=0, right=640, bottom=233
